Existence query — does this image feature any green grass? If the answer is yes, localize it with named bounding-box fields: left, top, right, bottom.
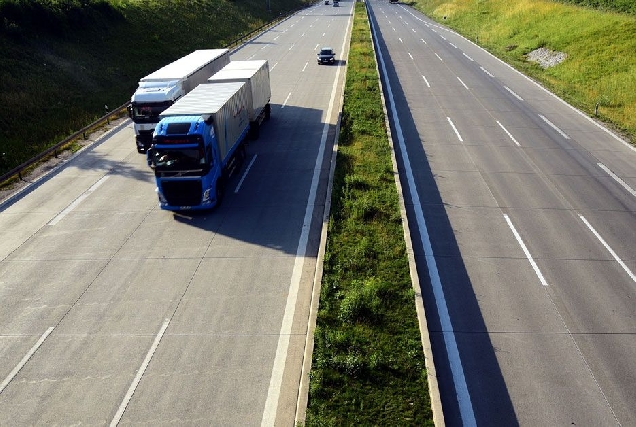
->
left=0, top=0, right=310, bottom=176
left=304, top=3, right=433, bottom=426
left=411, top=0, right=636, bottom=140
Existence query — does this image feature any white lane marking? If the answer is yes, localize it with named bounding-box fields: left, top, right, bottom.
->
left=440, top=35, right=447, bottom=40
left=0, top=327, right=55, bottom=394
left=447, top=117, right=463, bottom=142
left=282, top=92, right=292, bottom=108
left=421, top=38, right=427, bottom=44
left=463, top=52, right=474, bottom=61
left=450, top=42, right=458, bottom=49
left=261, top=8, right=353, bottom=427
left=422, top=75, right=430, bottom=88
left=580, top=215, right=636, bottom=283
left=314, top=43, right=320, bottom=50
left=504, top=214, right=549, bottom=287
left=480, top=66, right=494, bottom=77
left=408, top=52, right=413, bottom=60
left=270, top=61, right=279, bottom=72
left=497, top=121, right=520, bottom=146
left=111, top=319, right=170, bottom=427
left=539, top=114, right=570, bottom=139
left=435, top=52, right=443, bottom=61
left=302, top=62, right=308, bottom=72
left=504, top=86, right=524, bottom=102
left=398, top=37, right=403, bottom=43
left=369, top=9, right=476, bottom=427
left=457, top=77, right=469, bottom=90
left=235, top=155, right=258, bottom=193
left=48, top=175, right=109, bottom=226
left=598, top=163, right=636, bottom=198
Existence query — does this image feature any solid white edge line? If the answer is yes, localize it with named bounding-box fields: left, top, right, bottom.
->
left=234, top=154, right=258, bottom=193
left=371, top=6, right=476, bottom=426
left=579, top=215, right=636, bottom=283
left=598, top=163, right=636, bottom=199
left=497, top=121, right=520, bottom=146
left=447, top=116, right=464, bottom=142
left=261, top=7, right=353, bottom=427
left=0, top=327, right=55, bottom=394
left=504, top=214, right=549, bottom=287
left=111, top=318, right=170, bottom=427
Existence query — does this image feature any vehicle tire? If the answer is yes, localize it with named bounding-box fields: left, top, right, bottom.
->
left=215, top=179, right=225, bottom=206
left=265, top=103, right=271, bottom=121
left=250, top=123, right=260, bottom=140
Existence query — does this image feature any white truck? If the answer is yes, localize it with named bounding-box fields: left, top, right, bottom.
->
left=128, top=49, right=230, bottom=152
left=207, top=60, right=271, bottom=139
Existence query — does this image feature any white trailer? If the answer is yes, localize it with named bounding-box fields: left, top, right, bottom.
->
left=129, top=49, right=230, bottom=152
left=207, top=60, right=271, bottom=139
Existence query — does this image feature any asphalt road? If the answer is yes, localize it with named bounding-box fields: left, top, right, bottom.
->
left=0, top=2, right=351, bottom=425
left=367, top=1, right=636, bottom=426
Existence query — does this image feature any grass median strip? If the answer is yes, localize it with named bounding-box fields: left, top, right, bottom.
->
left=304, top=3, right=434, bottom=426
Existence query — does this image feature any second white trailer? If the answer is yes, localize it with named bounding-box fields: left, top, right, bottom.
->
left=207, top=60, right=271, bottom=139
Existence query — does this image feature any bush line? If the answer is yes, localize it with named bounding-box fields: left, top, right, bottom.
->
left=304, top=3, right=434, bottom=426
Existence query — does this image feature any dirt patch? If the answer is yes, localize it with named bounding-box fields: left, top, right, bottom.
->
left=526, top=47, right=567, bottom=68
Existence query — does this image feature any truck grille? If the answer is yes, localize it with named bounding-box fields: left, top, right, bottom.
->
left=161, top=180, right=202, bottom=207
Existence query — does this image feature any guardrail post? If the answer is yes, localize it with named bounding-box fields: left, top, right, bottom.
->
left=105, top=105, right=110, bottom=124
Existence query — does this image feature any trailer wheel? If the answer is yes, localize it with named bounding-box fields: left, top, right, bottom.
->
left=265, top=103, right=271, bottom=121
left=250, top=123, right=260, bottom=140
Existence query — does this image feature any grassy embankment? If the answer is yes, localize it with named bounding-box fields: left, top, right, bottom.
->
left=304, top=3, right=433, bottom=426
left=411, top=0, right=636, bottom=142
left=0, top=0, right=309, bottom=177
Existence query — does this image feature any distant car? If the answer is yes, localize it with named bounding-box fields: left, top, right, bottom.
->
left=317, top=47, right=336, bottom=65
left=333, top=0, right=339, bottom=5
left=324, top=0, right=329, bottom=4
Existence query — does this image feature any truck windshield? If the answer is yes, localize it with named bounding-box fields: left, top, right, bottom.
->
left=130, top=102, right=172, bottom=123
left=149, top=148, right=206, bottom=172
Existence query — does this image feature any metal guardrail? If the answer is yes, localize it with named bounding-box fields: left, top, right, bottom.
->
left=0, top=5, right=307, bottom=187
left=0, top=102, right=130, bottom=185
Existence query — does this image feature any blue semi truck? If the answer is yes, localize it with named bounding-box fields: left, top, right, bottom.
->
left=147, top=82, right=252, bottom=210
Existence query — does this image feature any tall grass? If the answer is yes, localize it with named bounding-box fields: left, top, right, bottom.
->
left=413, top=0, right=636, bottom=140
left=304, top=3, right=433, bottom=426
left=0, top=0, right=310, bottom=175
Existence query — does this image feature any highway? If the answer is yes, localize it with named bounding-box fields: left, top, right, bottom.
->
left=0, top=2, right=352, bottom=425
left=368, top=1, right=636, bottom=425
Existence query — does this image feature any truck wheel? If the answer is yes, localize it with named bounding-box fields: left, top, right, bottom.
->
left=215, top=180, right=224, bottom=206
left=265, top=103, right=271, bottom=121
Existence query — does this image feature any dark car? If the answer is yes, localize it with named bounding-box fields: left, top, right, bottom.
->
left=317, top=47, right=336, bottom=65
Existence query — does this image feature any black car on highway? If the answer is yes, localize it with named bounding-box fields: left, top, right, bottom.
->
left=317, top=47, right=336, bottom=65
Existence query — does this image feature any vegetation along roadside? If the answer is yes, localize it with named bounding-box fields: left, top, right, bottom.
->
left=304, top=3, right=434, bottom=425
left=0, top=0, right=311, bottom=179
left=411, top=0, right=636, bottom=143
